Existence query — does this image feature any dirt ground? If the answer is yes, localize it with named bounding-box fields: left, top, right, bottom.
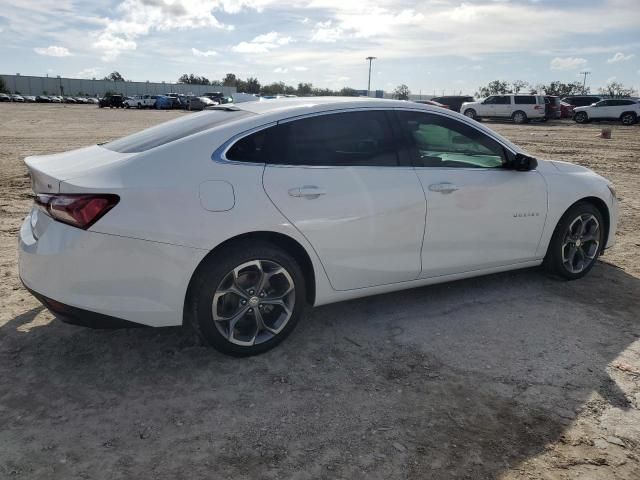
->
left=0, top=104, right=639, bottom=479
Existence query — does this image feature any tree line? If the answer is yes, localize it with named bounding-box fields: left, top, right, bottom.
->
left=475, top=79, right=636, bottom=98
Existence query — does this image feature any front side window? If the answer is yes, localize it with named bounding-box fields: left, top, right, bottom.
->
left=396, top=111, right=505, bottom=169
left=484, top=96, right=498, bottom=104
left=274, top=110, right=398, bottom=167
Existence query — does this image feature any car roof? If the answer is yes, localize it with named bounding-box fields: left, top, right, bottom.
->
left=229, top=96, right=438, bottom=116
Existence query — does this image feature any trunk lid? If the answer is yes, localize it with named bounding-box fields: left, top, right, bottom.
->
left=25, top=145, right=134, bottom=193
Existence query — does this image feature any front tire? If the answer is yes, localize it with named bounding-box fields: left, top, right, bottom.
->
left=188, top=241, right=307, bottom=356
left=543, top=202, right=604, bottom=280
left=464, top=108, right=477, bottom=120
left=574, top=111, right=588, bottom=124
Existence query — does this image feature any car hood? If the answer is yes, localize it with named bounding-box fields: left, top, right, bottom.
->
left=548, top=160, right=594, bottom=174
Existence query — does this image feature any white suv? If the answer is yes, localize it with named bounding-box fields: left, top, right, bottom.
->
left=124, top=95, right=156, bottom=109
left=461, top=95, right=546, bottom=124
left=573, top=99, right=639, bottom=125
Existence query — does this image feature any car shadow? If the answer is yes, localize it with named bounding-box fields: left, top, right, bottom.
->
left=0, top=261, right=638, bottom=479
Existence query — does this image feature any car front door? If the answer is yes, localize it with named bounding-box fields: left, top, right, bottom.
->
left=479, top=96, right=498, bottom=116
left=494, top=95, right=513, bottom=117
left=261, top=110, right=426, bottom=291
left=394, top=110, right=548, bottom=277
left=590, top=100, right=613, bottom=119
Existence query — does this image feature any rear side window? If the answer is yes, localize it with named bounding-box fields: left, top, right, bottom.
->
left=274, top=110, right=398, bottom=167
left=514, top=96, right=536, bottom=104
left=103, top=109, right=252, bottom=153
left=226, top=128, right=280, bottom=163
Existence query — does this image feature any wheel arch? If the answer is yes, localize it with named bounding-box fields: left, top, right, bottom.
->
left=558, top=196, right=610, bottom=249
left=619, top=110, right=637, bottom=120
left=182, top=231, right=317, bottom=325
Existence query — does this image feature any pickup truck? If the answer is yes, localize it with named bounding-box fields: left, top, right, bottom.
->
left=123, top=95, right=156, bottom=109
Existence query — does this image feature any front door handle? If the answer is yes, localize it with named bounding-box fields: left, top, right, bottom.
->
left=288, top=186, right=327, bottom=199
left=428, top=182, right=459, bottom=194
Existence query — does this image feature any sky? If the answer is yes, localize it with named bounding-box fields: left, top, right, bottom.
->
left=0, top=0, right=639, bottom=95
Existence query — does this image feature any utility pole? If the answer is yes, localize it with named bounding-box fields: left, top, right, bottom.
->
left=580, top=71, right=591, bottom=94
left=366, top=56, right=376, bottom=97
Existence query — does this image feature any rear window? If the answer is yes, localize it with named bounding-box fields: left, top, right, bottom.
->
left=514, top=96, right=536, bottom=104
left=103, top=109, right=252, bottom=153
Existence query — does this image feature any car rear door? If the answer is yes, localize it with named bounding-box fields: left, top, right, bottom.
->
left=261, top=109, right=427, bottom=291
left=394, top=110, right=547, bottom=277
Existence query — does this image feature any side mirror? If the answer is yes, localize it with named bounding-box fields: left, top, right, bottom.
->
left=511, top=153, right=538, bottom=171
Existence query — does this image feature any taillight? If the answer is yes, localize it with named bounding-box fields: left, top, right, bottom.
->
left=534, top=105, right=543, bottom=110
left=34, top=193, right=119, bottom=230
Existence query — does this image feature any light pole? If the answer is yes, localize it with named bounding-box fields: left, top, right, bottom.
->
left=366, top=56, right=376, bottom=97
left=580, top=71, right=591, bottom=94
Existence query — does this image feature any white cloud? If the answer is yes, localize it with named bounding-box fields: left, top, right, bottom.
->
left=93, top=32, right=136, bottom=61
left=273, top=67, right=288, bottom=73
left=192, top=47, right=218, bottom=57
left=91, top=0, right=237, bottom=60
left=77, top=67, right=100, bottom=78
left=232, top=31, right=292, bottom=54
left=34, top=45, right=72, bottom=57
left=550, top=57, right=587, bottom=71
left=292, top=66, right=308, bottom=71
left=310, top=20, right=343, bottom=43
left=607, top=52, right=634, bottom=63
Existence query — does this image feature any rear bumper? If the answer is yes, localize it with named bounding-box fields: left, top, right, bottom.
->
left=22, top=281, right=145, bottom=329
left=18, top=211, right=207, bottom=327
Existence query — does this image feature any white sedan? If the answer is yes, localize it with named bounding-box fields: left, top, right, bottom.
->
left=19, top=97, right=618, bottom=355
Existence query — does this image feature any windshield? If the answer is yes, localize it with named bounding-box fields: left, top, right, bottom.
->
left=102, top=109, right=253, bottom=153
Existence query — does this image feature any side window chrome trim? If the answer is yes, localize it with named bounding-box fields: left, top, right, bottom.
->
left=391, top=107, right=519, bottom=158
left=211, top=122, right=277, bottom=165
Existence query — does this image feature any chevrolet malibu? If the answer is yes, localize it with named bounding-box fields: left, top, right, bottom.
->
left=19, top=98, right=618, bottom=356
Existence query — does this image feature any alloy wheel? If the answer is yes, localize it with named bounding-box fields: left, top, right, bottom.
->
left=212, top=260, right=295, bottom=346
left=621, top=113, right=635, bottom=125
left=561, top=214, right=600, bottom=274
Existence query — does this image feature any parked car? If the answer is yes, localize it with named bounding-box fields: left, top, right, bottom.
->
left=19, top=97, right=618, bottom=356
left=86, top=97, right=99, bottom=104
left=0, top=93, right=11, bottom=102
left=35, top=95, right=51, bottom=103
left=561, top=96, right=602, bottom=108
left=188, top=96, right=216, bottom=111
left=10, top=94, right=25, bottom=102
left=560, top=101, right=575, bottom=119
left=430, top=96, right=475, bottom=113
left=99, top=95, right=125, bottom=108
left=461, top=95, right=546, bottom=123
left=573, top=99, right=639, bottom=125
left=64, top=97, right=77, bottom=104
left=49, top=96, right=62, bottom=103
left=544, top=96, right=561, bottom=119
left=74, top=97, right=88, bottom=104
left=153, top=95, right=173, bottom=109
left=124, top=95, right=156, bottom=109
left=204, top=92, right=232, bottom=104
left=413, top=99, right=450, bottom=109
left=23, top=95, right=37, bottom=103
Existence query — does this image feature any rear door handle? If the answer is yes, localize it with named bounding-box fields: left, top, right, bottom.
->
left=428, top=182, right=459, bottom=194
left=288, top=186, right=327, bottom=199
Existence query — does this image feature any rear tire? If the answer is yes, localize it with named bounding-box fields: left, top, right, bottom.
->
left=620, top=112, right=637, bottom=126
left=188, top=241, right=307, bottom=356
left=543, top=202, right=604, bottom=280
left=512, top=110, right=527, bottom=124
left=574, top=111, right=588, bottom=124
